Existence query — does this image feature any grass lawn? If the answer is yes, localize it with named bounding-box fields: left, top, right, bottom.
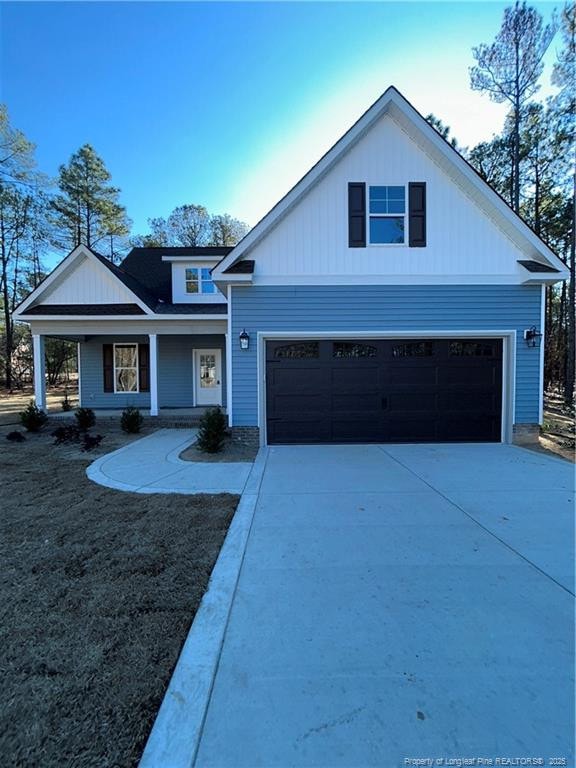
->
left=0, top=424, right=238, bottom=767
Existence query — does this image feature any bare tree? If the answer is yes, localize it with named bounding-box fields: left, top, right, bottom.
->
left=209, top=213, right=249, bottom=246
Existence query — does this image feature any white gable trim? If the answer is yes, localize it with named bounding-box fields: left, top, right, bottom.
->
left=14, top=245, right=153, bottom=316
left=213, top=87, right=567, bottom=280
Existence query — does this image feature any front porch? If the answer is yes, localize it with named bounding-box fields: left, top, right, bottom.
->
left=32, top=330, right=229, bottom=418
left=48, top=406, right=225, bottom=428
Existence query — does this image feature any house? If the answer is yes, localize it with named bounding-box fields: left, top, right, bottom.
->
left=14, top=86, right=568, bottom=446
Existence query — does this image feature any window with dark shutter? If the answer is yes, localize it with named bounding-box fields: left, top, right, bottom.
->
left=348, top=182, right=366, bottom=247
left=408, top=182, right=426, bottom=247
left=103, top=344, right=114, bottom=392
left=138, top=344, right=150, bottom=392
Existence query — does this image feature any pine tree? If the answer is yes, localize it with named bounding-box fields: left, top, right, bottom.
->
left=470, top=2, right=556, bottom=213
left=52, top=144, right=130, bottom=253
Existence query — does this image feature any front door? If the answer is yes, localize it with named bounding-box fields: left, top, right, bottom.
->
left=195, top=349, right=222, bottom=406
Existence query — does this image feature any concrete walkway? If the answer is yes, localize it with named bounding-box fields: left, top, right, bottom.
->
left=87, top=429, right=253, bottom=494
left=145, top=442, right=574, bottom=766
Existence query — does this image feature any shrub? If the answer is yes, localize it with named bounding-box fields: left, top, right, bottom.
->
left=75, top=407, right=95, bottom=431
left=6, top=430, right=26, bottom=442
left=82, top=434, right=103, bottom=452
left=19, top=402, right=48, bottom=432
left=61, top=391, right=73, bottom=412
left=196, top=407, right=227, bottom=453
left=52, top=425, right=81, bottom=445
left=121, top=406, right=143, bottom=434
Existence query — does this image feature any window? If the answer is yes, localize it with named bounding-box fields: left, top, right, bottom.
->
left=185, top=267, right=216, bottom=294
left=369, top=186, right=406, bottom=244
left=274, top=342, right=319, bottom=359
left=449, top=341, right=494, bottom=357
left=392, top=341, right=433, bottom=358
left=333, top=342, right=377, bottom=358
left=114, top=344, right=138, bottom=392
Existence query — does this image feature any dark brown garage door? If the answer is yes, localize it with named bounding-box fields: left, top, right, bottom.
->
left=266, top=338, right=503, bottom=444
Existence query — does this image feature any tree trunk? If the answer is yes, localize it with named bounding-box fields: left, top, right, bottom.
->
left=0, top=211, right=12, bottom=390
left=564, top=169, right=576, bottom=406
left=544, top=285, right=553, bottom=391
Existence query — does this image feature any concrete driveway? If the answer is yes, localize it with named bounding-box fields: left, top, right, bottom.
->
left=195, top=444, right=574, bottom=765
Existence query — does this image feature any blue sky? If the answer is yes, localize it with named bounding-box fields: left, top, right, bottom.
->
left=1, top=1, right=559, bottom=253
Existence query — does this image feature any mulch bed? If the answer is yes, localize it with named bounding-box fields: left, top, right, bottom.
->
left=180, top=434, right=258, bottom=463
left=0, top=427, right=237, bottom=767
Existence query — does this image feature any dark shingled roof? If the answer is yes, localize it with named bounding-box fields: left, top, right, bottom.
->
left=22, top=303, right=146, bottom=316
left=518, top=260, right=559, bottom=273
left=117, top=247, right=234, bottom=305
left=223, top=259, right=255, bottom=275
left=20, top=247, right=235, bottom=317
left=154, top=303, right=228, bottom=315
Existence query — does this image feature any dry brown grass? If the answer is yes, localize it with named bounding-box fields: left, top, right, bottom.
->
left=0, top=384, right=79, bottom=426
left=0, top=426, right=237, bottom=767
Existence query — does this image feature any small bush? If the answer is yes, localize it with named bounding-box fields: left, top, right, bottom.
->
left=61, top=392, right=73, bottom=412
left=52, top=425, right=81, bottom=445
left=196, top=407, right=227, bottom=453
left=20, top=402, right=48, bottom=432
left=82, top=434, right=103, bottom=452
left=6, top=430, right=26, bottom=442
left=75, top=407, right=95, bottom=431
left=121, top=406, right=143, bottom=434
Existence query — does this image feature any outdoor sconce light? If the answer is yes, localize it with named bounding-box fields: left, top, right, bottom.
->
left=239, top=329, right=250, bottom=350
left=524, top=326, right=542, bottom=348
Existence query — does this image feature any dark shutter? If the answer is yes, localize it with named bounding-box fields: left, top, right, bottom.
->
left=348, top=182, right=366, bottom=247
left=103, top=344, right=114, bottom=393
left=408, top=182, right=426, bottom=247
left=139, top=344, right=150, bottom=392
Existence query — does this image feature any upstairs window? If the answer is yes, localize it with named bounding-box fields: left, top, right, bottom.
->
left=369, top=186, right=406, bottom=245
left=185, top=267, right=216, bottom=294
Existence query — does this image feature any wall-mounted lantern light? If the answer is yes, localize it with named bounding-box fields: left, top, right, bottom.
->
left=524, top=326, right=542, bottom=348
left=239, top=329, right=250, bottom=350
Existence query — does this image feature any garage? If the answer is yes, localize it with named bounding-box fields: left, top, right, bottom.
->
left=265, top=338, right=503, bottom=444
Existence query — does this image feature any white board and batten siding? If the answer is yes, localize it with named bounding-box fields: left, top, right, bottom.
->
left=40, top=254, right=137, bottom=305
left=248, top=115, right=527, bottom=283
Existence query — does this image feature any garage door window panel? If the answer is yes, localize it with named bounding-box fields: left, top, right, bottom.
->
left=333, top=342, right=377, bottom=358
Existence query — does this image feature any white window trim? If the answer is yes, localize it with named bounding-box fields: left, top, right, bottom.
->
left=185, top=267, right=217, bottom=295
left=368, top=184, right=407, bottom=247
left=113, top=342, right=139, bottom=394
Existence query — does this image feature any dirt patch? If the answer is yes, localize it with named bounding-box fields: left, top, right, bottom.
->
left=0, top=384, right=79, bottom=426
left=180, top=435, right=258, bottom=463
left=0, top=425, right=237, bottom=767
left=540, top=392, right=575, bottom=463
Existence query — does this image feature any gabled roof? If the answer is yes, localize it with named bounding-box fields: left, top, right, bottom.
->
left=14, top=245, right=154, bottom=316
left=14, top=245, right=233, bottom=319
left=213, top=86, right=568, bottom=280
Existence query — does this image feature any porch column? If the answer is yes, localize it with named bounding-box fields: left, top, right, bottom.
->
left=32, top=334, right=46, bottom=410
left=149, top=333, right=158, bottom=416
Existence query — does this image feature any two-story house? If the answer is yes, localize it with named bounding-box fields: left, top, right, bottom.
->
left=15, top=87, right=568, bottom=446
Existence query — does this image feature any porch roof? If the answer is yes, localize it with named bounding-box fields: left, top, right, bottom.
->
left=21, top=303, right=146, bottom=316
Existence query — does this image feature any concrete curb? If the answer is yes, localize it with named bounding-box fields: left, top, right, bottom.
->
left=139, top=447, right=268, bottom=768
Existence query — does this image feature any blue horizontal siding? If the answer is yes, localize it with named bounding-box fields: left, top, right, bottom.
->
left=230, top=284, right=542, bottom=427
left=80, top=334, right=226, bottom=409
left=158, top=335, right=226, bottom=408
